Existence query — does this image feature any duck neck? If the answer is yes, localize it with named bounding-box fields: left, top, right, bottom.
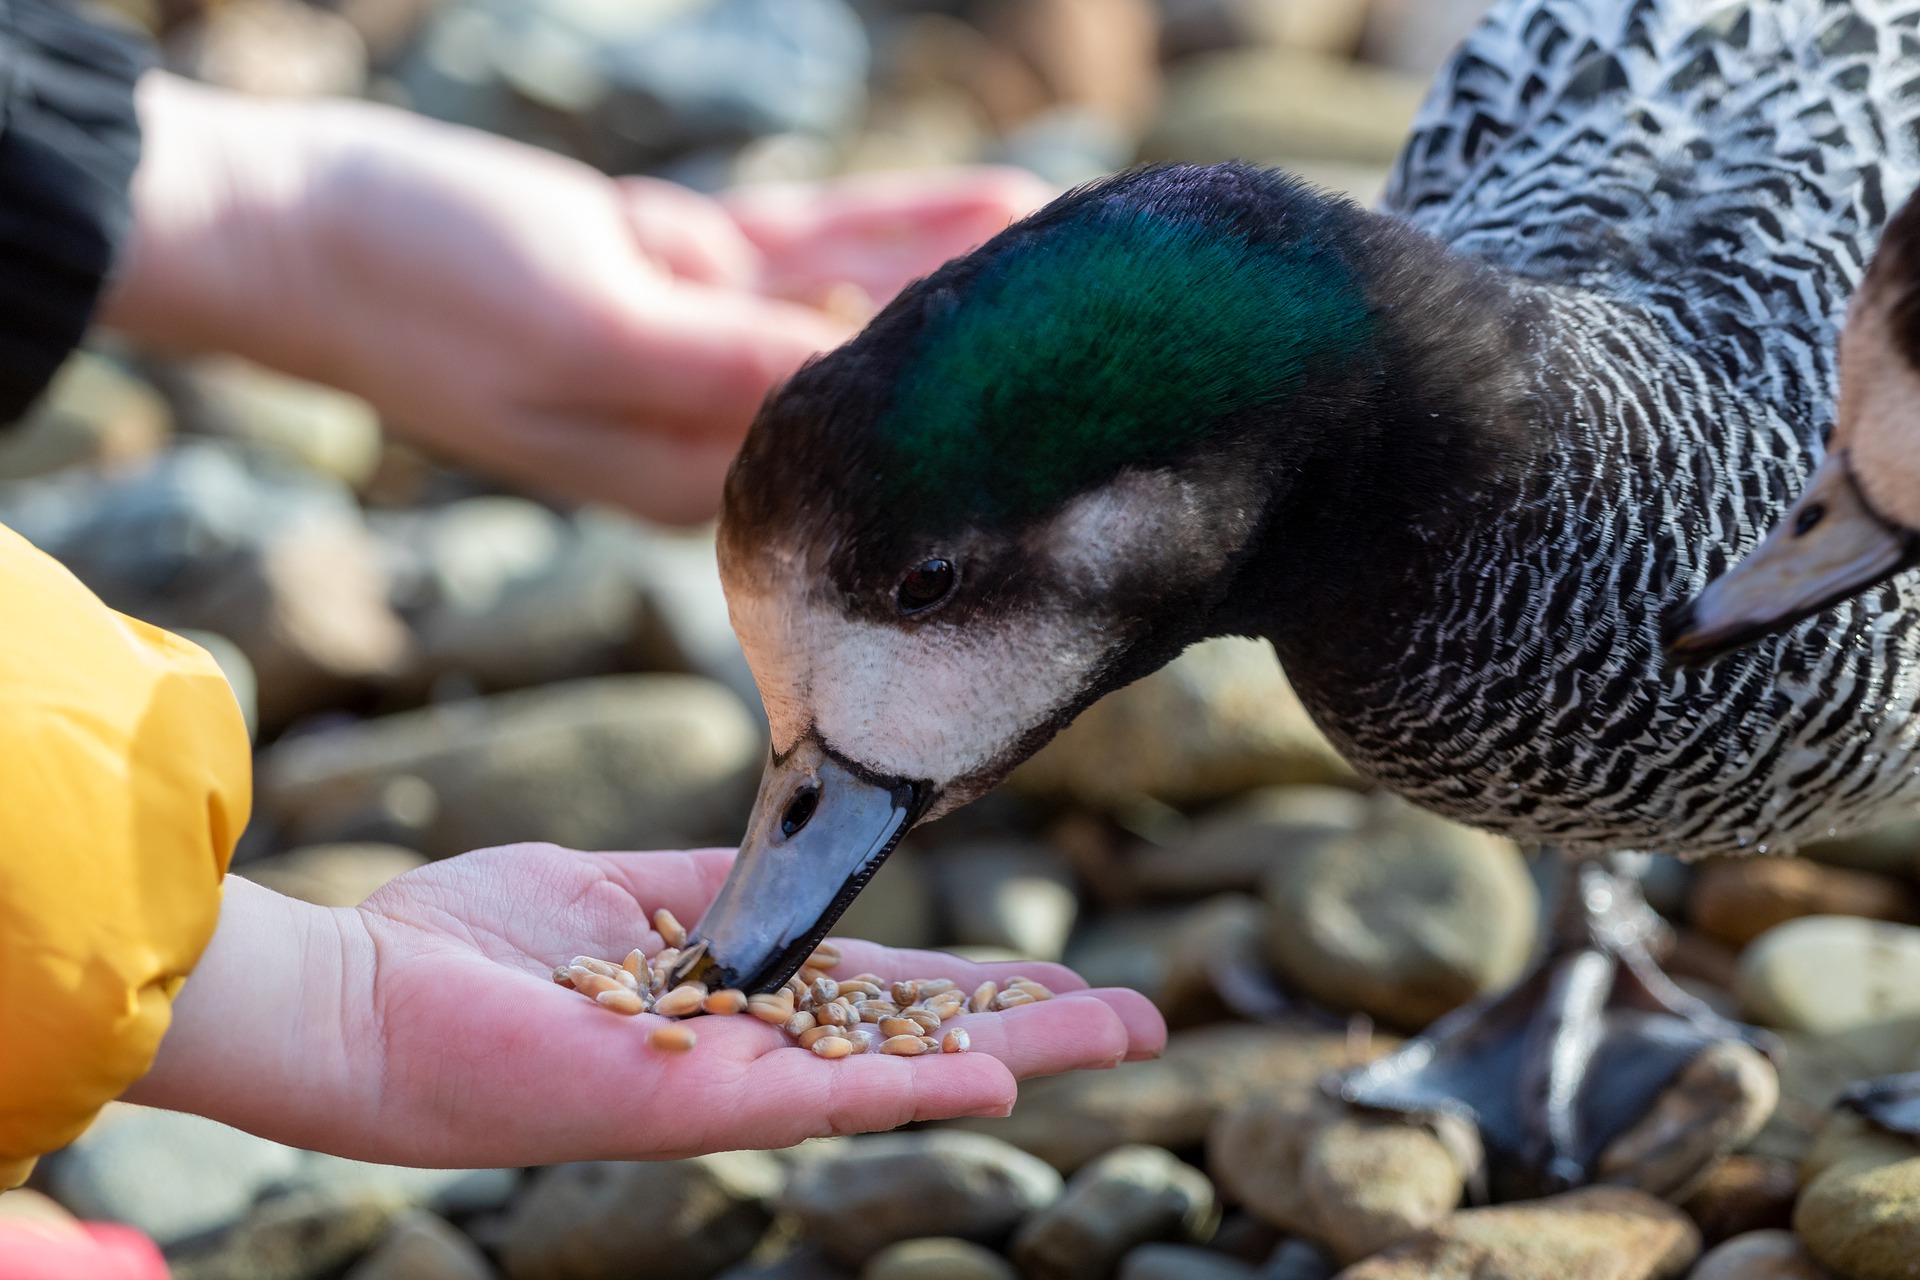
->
left=1205, top=212, right=1549, bottom=649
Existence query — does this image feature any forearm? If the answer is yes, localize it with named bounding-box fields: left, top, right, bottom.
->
left=122, top=877, right=360, bottom=1149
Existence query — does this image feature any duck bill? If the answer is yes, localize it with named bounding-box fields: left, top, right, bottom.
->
left=1665, top=451, right=1920, bottom=663
left=681, top=733, right=932, bottom=993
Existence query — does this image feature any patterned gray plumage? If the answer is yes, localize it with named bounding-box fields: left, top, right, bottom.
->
left=1281, top=0, right=1920, bottom=855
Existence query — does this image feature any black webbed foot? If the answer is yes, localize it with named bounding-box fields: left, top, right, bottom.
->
left=1333, top=856, right=1776, bottom=1198
left=1840, top=1071, right=1920, bottom=1135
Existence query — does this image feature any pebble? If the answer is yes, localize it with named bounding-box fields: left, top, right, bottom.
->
left=1334, top=1186, right=1700, bottom=1280
left=1688, top=856, right=1917, bottom=949
left=1794, top=1112, right=1920, bottom=1280
left=167, top=0, right=369, bottom=96
left=43, top=1105, right=304, bottom=1246
left=1750, top=1016, right=1920, bottom=1164
left=1158, top=894, right=1271, bottom=1027
left=1130, top=785, right=1369, bottom=898
left=1143, top=48, right=1426, bottom=167
left=1207, top=1091, right=1463, bottom=1265
left=781, top=1132, right=1063, bottom=1266
left=170, top=1190, right=411, bottom=1280
left=861, top=1237, right=1018, bottom=1280
left=1261, top=795, right=1536, bottom=1029
left=343, top=1212, right=495, bottom=1280
left=236, top=843, right=427, bottom=907
left=949, top=1022, right=1382, bottom=1173
left=0, top=439, right=408, bottom=727
left=1259, top=1239, right=1337, bottom=1280
left=1011, top=1145, right=1217, bottom=1280
left=1678, top=1155, right=1800, bottom=1245
left=0, top=351, right=168, bottom=481
left=1009, top=637, right=1354, bottom=807
left=1688, top=1230, right=1834, bottom=1280
left=170, top=356, right=382, bottom=487
left=260, top=674, right=761, bottom=857
left=500, top=1153, right=780, bottom=1280
left=1736, top=916, right=1920, bottom=1033
left=1590, top=1042, right=1779, bottom=1199
left=1118, top=1243, right=1255, bottom=1280
left=934, top=840, right=1080, bottom=961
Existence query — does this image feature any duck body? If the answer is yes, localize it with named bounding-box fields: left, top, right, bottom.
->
left=1274, top=0, right=1920, bottom=857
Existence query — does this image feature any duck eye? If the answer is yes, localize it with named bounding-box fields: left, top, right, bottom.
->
left=896, top=558, right=957, bottom=614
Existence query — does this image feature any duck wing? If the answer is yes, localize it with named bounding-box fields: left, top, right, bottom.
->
left=1386, top=0, right=1920, bottom=422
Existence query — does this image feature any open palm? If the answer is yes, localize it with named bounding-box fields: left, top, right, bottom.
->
left=134, top=846, right=1162, bottom=1168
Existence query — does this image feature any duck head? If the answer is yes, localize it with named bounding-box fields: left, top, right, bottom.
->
left=683, top=163, right=1521, bottom=992
left=1666, top=192, right=1920, bottom=662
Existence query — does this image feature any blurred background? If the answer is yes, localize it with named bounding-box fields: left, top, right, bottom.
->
left=21, top=2, right=1920, bottom=1278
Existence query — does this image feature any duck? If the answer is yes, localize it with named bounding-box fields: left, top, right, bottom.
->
left=682, top=0, right=1920, bottom=1193
left=1669, top=185, right=1920, bottom=655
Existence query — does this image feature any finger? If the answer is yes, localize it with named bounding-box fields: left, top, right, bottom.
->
left=936, top=993, right=1137, bottom=1078
left=618, top=176, right=764, bottom=289
left=723, top=166, right=1053, bottom=248
left=1075, top=987, right=1167, bottom=1061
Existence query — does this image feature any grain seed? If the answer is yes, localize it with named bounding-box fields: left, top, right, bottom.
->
left=807, top=942, right=843, bottom=970
left=652, top=908, right=688, bottom=948
left=648, top=1023, right=697, bottom=1053
left=881, top=1034, right=931, bottom=1056
left=811, top=1035, right=855, bottom=1059
left=942, top=1029, right=970, bottom=1054
left=703, top=989, right=749, bottom=1016
left=785, top=1011, right=818, bottom=1037
left=878, top=1016, right=920, bottom=1039
left=970, top=981, right=997, bottom=1013
left=596, top=989, right=645, bottom=1015
left=655, top=983, right=709, bottom=1017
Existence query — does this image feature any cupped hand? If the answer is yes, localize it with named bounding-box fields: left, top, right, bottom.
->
left=130, top=846, right=1163, bottom=1168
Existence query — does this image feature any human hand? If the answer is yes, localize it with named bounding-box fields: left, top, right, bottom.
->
left=723, top=167, right=1055, bottom=319
left=101, top=76, right=1049, bottom=524
left=126, top=846, right=1163, bottom=1167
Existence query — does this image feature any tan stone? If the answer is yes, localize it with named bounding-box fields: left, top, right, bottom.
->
left=1689, top=1230, right=1833, bottom=1280
left=1334, top=1186, right=1699, bottom=1280
left=1678, top=1155, right=1799, bottom=1246
left=1688, top=856, right=1916, bottom=949
left=1593, top=1042, right=1778, bottom=1198
left=1795, top=1112, right=1920, bottom=1280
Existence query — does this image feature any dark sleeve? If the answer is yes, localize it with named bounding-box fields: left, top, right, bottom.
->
left=0, top=0, right=152, bottom=424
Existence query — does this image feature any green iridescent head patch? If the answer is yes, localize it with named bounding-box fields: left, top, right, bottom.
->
left=877, top=192, right=1375, bottom=526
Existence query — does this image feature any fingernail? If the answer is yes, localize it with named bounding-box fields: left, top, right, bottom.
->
left=967, top=1098, right=1016, bottom=1118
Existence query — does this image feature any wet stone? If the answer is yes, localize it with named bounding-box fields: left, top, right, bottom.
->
left=1207, top=1090, right=1463, bottom=1266
left=1687, top=856, right=1917, bottom=949
left=1261, top=795, right=1536, bottom=1030
left=170, top=1190, right=411, bottom=1280
left=1750, top=1017, right=1920, bottom=1164
left=1335, top=1186, right=1700, bottom=1280
left=1678, top=1155, right=1800, bottom=1245
left=260, top=674, right=760, bottom=857
left=781, top=1132, right=1062, bottom=1267
left=947, top=1022, right=1381, bottom=1173
left=1794, top=1112, right=1920, bottom=1280
left=343, top=1212, right=495, bottom=1280
left=860, top=1237, right=1016, bottom=1280
left=169, top=356, right=382, bottom=487
left=500, top=1153, right=780, bottom=1280
left=1010, top=1145, right=1217, bottom=1280
left=1736, top=916, right=1920, bottom=1033
left=1688, top=1230, right=1834, bottom=1280
left=1118, top=1244, right=1254, bottom=1280
left=1259, top=1239, right=1337, bottom=1280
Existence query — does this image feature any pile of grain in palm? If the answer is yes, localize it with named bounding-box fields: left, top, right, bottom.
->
left=553, top=907, right=1054, bottom=1057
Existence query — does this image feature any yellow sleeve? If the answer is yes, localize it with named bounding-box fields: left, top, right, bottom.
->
left=0, top=523, right=251, bottom=1187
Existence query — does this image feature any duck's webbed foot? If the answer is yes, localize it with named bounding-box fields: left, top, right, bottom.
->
left=1334, top=855, right=1776, bottom=1199
left=1840, top=1072, right=1920, bottom=1135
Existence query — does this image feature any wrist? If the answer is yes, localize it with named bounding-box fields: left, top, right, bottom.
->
left=96, top=74, right=337, bottom=372
left=122, top=878, right=357, bottom=1147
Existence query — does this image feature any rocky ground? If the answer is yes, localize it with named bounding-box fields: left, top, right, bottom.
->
left=13, top=0, right=1920, bottom=1277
